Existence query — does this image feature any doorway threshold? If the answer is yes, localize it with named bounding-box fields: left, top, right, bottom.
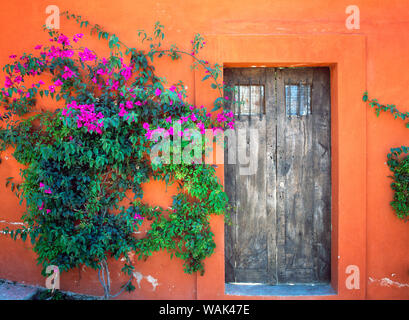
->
left=225, top=283, right=336, bottom=297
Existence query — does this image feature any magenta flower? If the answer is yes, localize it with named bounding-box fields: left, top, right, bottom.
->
left=57, top=34, right=70, bottom=46
left=217, top=113, right=226, bottom=123
left=78, top=48, right=96, bottom=62
left=125, top=101, right=134, bottom=109
left=46, top=209, right=51, bottom=214
left=38, top=202, right=44, bottom=211
left=155, top=88, right=162, bottom=96
left=9, top=55, right=17, bottom=59
left=118, top=106, right=128, bottom=117
left=196, top=121, right=205, bottom=134
left=54, top=79, right=63, bottom=86
left=44, top=189, right=52, bottom=194
left=142, top=123, right=150, bottom=130
left=39, top=182, right=45, bottom=188
left=34, top=45, right=42, bottom=50
left=73, top=33, right=83, bottom=43
left=62, top=66, right=77, bottom=79
left=165, top=116, right=172, bottom=123
left=4, top=77, right=13, bottom=88
left=49, top=85, right=55, bottom=93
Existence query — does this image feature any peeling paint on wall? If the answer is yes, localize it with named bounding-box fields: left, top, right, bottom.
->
left=146, top=275, right=159, bottom=291
left=369, top=277, right=409, bottom=288
left=132, top=271, right=159, bottom=291
left=0, top=220, right=25, bottom=226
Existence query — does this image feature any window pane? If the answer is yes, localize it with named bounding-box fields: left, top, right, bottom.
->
left=234, top=85, right=264, bottom=115
left=285, top=84, right=311, bottom=117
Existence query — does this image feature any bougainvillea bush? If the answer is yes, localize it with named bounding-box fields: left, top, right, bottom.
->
left=0, top=12, right=232, bottom=298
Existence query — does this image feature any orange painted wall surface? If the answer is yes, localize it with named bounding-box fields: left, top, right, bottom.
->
left=0, top=0, right=408, bottom=300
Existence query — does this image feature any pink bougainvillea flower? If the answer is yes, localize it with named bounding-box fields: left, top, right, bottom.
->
left=57, top=34, right=70, bottom=46
left=4, top=77, right=13, bottom=88
left=133, top=212, right=143, bottom=220
left=34, top=45, right=42, bottom=50
left=196, top=121, right=205, bottom=134
left=120, top=65, right=133, bottom=80
left=155, top=88, right=162, bottom=96
left=44, top=188, right=52, bottom=194
left=9, top=55, right=17, bottom=59
left=38, top=202, right=44, bottom=211
left=46, top=209, right=51, bottom=214
left=54, top=79, right=63, bottom=86
left=79, top=48, right=96, bottom=62
left=14, top=76, right=22, bottom=84
left=225, top=96, right=229, bottom=100
left=227, top=121, right=235, bottom=130
left=49, top=85, right=55, bottom=93
left=165, top=116, right=172, bottom=123
left=168, top=127, right=174, bottom=135
left=73, top=33, right=83, bottom=43
left=62, top=66, right=77, bottom=79
left=69, top=136, right=73, bottom=141
left=125, top=100, right=134, bottom=109
left=217, top=113, right=226, bottom=123
left=169, top=85, right=176, bottom=92
left=142, top=123, right=150, bottom=130
left=190, top=113, right=197, bottom=121
left=62, top=100, right=105, bottom=134
left=38, top=80, right=45, bottom=85
left=39, top=182, right=45, bottom=188
left=118, top=106, right=128, bottom=117
left=26, top=92, right=30, bottom=98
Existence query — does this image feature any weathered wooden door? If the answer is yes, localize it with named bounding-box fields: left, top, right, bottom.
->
left=224, top=67, right=331, bottom=285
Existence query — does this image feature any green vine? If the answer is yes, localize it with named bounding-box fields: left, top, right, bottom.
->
left=363, top=91, right=409, bottom=220
left=0, top=11, right=233, bottom=298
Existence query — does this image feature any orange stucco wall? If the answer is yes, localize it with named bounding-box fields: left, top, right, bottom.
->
left=0, top=0, right=408, bottom=300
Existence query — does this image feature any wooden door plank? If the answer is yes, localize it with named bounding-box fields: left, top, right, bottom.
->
left=276, top=67, right=331, bottom=284
left=224, top=68, right=273, bottom=283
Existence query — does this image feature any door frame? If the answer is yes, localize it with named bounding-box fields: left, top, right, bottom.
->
left=194, top=34, right=366, bottom=299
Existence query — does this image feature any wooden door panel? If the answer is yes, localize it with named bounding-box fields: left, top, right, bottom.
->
left=224, top=67, right=330, bottom=285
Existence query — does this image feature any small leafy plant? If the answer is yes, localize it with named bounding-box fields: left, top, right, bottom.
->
left=0, top=11, right=232, bottom=299
left=363, top=91, right=409, bottom=220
